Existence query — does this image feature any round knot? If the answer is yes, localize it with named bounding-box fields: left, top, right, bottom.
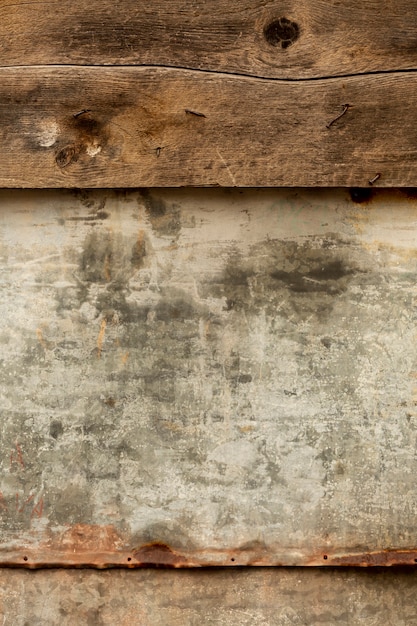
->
left=264, top=18, right=300, bottom=49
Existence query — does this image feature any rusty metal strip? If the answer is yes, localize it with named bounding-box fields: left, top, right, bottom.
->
left=2, top=537, right=417, bottom=568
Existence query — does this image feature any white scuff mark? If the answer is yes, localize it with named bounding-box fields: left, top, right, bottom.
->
left=8, top=253, right=61, bottom=268
left=86, top=143, right=102, bottom=157
left=303, top=276, right=322, bottom=285
left=37, top=120, right=59, bottom=147
left=52, top=280, right=75, bottom=289
left=216, top=148, right=237, bottom=186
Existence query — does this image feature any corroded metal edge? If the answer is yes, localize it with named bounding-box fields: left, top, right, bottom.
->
left=2, top=543, right=417, bottom=568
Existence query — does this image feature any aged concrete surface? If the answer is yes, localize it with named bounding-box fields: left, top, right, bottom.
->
left=0, top=188, right=417, bottom=565
left=1, top=567, right=417, bottom=625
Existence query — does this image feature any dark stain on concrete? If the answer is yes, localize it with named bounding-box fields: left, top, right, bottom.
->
left=224, top=352, right=253, bottom=388
left=50, top=420, right=64, bottom=440
left=144, top=372, right=176, bottom=403
left=154, top=288, right=208, bottom=323
left=131, top=231, right=148, bottom=269
left=140, top=190, right=181, bottom=237
left=321, top=337, right=333, bottom=349
left=271, top=259, right=355, bottom=294
left=69, top=190, right=107, bottom=211
left=63, top=211, right=109, bottom=222
left=79, top=231, right=115, bottom=283
left=204, top=237, right=364, bottom=318
left=47, top=484, right=94, bottom=525
left=75, top=229, right=149, bottom=315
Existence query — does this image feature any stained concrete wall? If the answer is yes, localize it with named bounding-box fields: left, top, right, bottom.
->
left=0, top=188, right=417, bottom=566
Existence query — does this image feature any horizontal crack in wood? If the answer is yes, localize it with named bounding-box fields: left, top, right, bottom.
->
left=1, top=64, right=417, bottom=83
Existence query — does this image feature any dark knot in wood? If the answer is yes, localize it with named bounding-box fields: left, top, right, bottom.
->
left=55, top=144, right=77, bottom=168
left=264, top=18, right=300, bottom=49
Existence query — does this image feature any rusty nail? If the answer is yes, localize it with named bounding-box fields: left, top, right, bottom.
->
left=368, top=173, right=381, bottom=186
left=73, top=109, right=92, bottom=118
left=326, top=104, right=351, bottom=129
left=185, top=109, right=206, bottom=118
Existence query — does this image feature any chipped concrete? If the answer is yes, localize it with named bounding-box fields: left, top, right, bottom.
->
left=0, top=188, right=416, bottom=565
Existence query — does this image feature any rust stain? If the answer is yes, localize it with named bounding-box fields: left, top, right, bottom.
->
left=238, top=425, right=255, bottom=433
left=58, top=524, right=123, bottom=552
left=36, top=328, right=47, bottom=349
left=103, top=252, right=111, bottom=282
left=36, top=328, right=54, bottom=351
left=132, top=543, right=189, bottom=568
left=10, top=442, right=24, bottom=470
left=359, top=240, right=417, bottom=261
left=96, top=319, right=107, bottom=358
left=323, top=550, right=417, bottom=567
left=18, top=494, right=34, bottom=514
left=0, top=529, right=195, bottom=569
left=30, top=498, right=43, bottom=519
left=2, top=535, right=417, bottom=568
left=136, top=229, right=145, bottom=249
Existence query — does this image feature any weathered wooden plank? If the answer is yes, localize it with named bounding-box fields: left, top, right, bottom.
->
left=2, top=0, right=417, bottom=79
left=2, top=67, right=417, bottom=187
left=1, top=188, right=417, bottom=566
left=2, top=568, right=417, bottom=625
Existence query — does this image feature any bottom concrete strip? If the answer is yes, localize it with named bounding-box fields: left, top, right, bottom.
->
left=1, top=568, right=417, bottom=625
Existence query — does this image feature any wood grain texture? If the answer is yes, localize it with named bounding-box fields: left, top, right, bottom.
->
left=2, top=568, right=417, bottom=624
left=1, top=67, right=417, bottom=187
left=2, top=0, right=417, bottom=79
